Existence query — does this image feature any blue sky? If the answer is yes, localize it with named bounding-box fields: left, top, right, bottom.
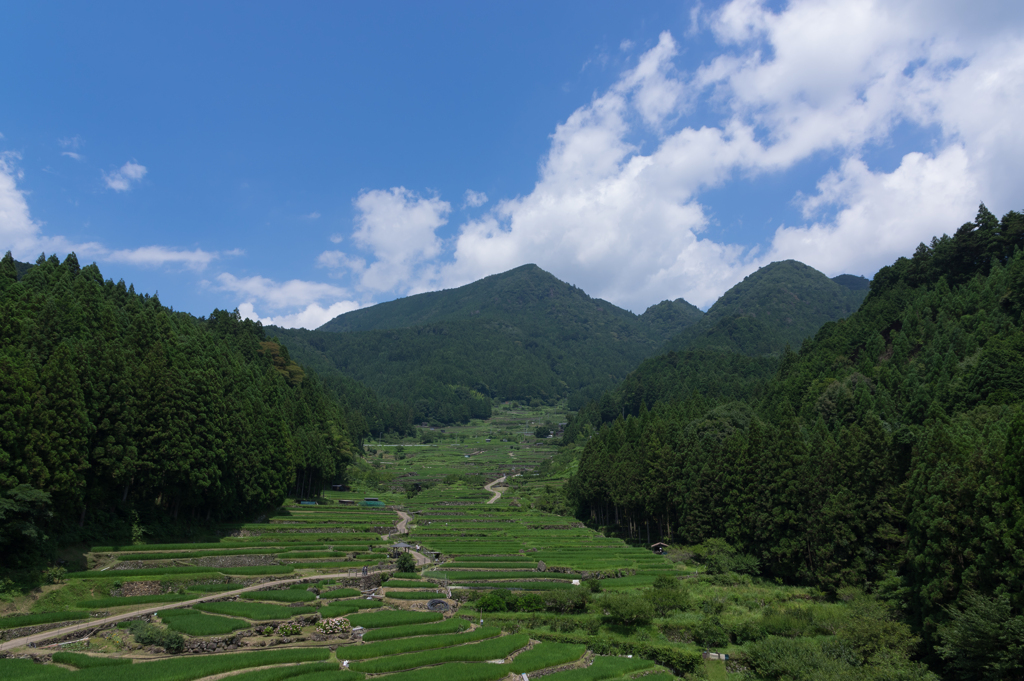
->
left=3, top=1, right=1024, bottom=328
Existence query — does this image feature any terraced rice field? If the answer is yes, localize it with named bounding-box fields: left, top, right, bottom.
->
left=2, top=407, right=687, bottom=679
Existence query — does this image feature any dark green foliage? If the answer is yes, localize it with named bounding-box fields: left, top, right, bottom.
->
left=0, top=253, right=360, bottom=564
left=602, top=592, right=654, bottom=626
left=395, top=552, right=417, bottom=573
left=128, top=619, right=185, bottom=652
left=566, top=207, right=1024, bottom=670
left=273, top=264, right=706, bottom=423
left=936, top=591, right=1024, bottom=680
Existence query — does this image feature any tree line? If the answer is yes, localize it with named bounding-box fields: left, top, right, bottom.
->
left=565, top=206, right=1024, bottom=677
left=0, top=252, right=359, bottom=566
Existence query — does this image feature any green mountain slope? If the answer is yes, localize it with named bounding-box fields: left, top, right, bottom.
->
left=0, top=251, right=361, bottom=565
left=273, top=265, right=705, bottom=422
left=564, top=261, right=870, bottom=441
left=566, top=206, right=1024, bottom=677
left=665, top=259, right=868, bottom=356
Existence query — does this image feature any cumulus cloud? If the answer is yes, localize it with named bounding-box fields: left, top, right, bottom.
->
left=237, top=300, right=361, bottom=330
left=0, top=152, right=104, bottom=259
left=324, top=187, right=450, bottom=292
left=106, top=245, right=219, bottom=270
left=463, top=190, right=488, bottom=208
left=104, top=161, right=147, bottom=191
left=0, top=153, right=233, bottom=270
left=403, top=0, right=1024, bottom=310
left=220, top=273, right=362, bottom=329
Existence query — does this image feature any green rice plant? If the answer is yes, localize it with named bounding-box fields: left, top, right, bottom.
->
left=113, top=549, right=289, bottom=561
left=381, top=580, right=430, bottom=588
left=439, top=571, right=577, bottom=581
left=0, top=658, right=73, bottom=679
left=360, top=618, right=469, bottom=641
left=445, top=563, right=536, bottom=569
left=0, top=610, right=91, bottom=629
left=51, top=653, right=132, bottom=668
left=157, top=608, right=249, bottom=636
left=218, top=566, right=295, bottom=576
left=540, top=656, right=655, bottom=681
left=70, top=566, right=218, bottom=579
left=509, top=643, right=587, bottom=673
left=349, top=633, right=529, bottom=672
left=345, top=626, right=500, bottom=659
left=385, top=591, right=444, bottom=600
left=281, top=561, right=371, bottom=569
left=240, top=589, right=317, bottom=602
left=319, top=600, right=383, bottom=618
left=77, top=594, right=197, bottom=608
left=66, top=648, right=329, bottom=681
left=347, top=610, right=442, bottom=628
left=286, top=672, right=364, bottom=681
left=455, top=581, right=577, bottom=591
left=348, top=662, right=508, bottom=681
left=224, top=663, right=344, bottom=681
left=393, top=572, right=422, bottom=579
left=196, top=601, right=316, bottom=620
left=320, top=588, right=360, bottom=598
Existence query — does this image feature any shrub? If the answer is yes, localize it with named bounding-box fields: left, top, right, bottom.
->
left=691, top=616, right=730, bottom=648
left=277, top=623, right=303, bottom=636
left=586, top=578, right=602, bottom=593
left=396, top=553, right=417, bottom=573
left=546, top=588, right=589, bottom=614
left=315, top=617, right=349, bottom=635
left=603, top=593, right=655, bottom=626
left=43, top=566, right=68, bottom=584
left=645, top=587, right=690, bottom=617
left=128, top=620, right=185, bottom=653
left=652, top=575, right=677, bottom=590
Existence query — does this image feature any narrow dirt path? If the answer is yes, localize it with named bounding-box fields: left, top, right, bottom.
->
left=484, top=475, right=507, bottom=504
left=0, top=567, right=381, bottom=652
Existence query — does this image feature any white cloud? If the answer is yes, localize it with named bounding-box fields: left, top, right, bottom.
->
left=305, top=211, right=321, bottom=219
left=0, top=152, right=105, bottom=260
left=620, top=39, right=635, bottom=52
left=215, top=272, right=352, bottom=311
left=104, top=161, right=147, bottom=192
left=335, top=187, right=450, bottom=292
left=463, top=190, right=488, bottom=208
left=61, top=151, right=82, bottom=161
left=237, top=300, right=361, bottom=330
left=329, top=233, right=344, bottom=243
left=317, top=250, right=365, bottom=272
left=106, top=245, right=219, bottom=270
left=399, top=0, right=1024, bottom=310
left=222, top=273, right=362, bottom=329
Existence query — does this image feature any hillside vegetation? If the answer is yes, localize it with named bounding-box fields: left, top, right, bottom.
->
left=565, top=205, right=1024, bottom=678
left=275, top=262, right=862, bottom=426
left=0, top=252, right=360, bottom=566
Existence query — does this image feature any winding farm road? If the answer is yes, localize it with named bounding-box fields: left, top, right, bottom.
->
left=0, top=566, right=385, bottom=652
left=484, top=475, right=507, bottom=504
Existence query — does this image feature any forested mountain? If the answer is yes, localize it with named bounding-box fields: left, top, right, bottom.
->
left=565, top=206, right=1024, bottom=677
left=0, top=252, right=361, bottom=566
left=564, top=260, right=870, bottom=441
left=272, top=265, right=706, bottom=424
left=664, top=259, right=868, bottom=356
